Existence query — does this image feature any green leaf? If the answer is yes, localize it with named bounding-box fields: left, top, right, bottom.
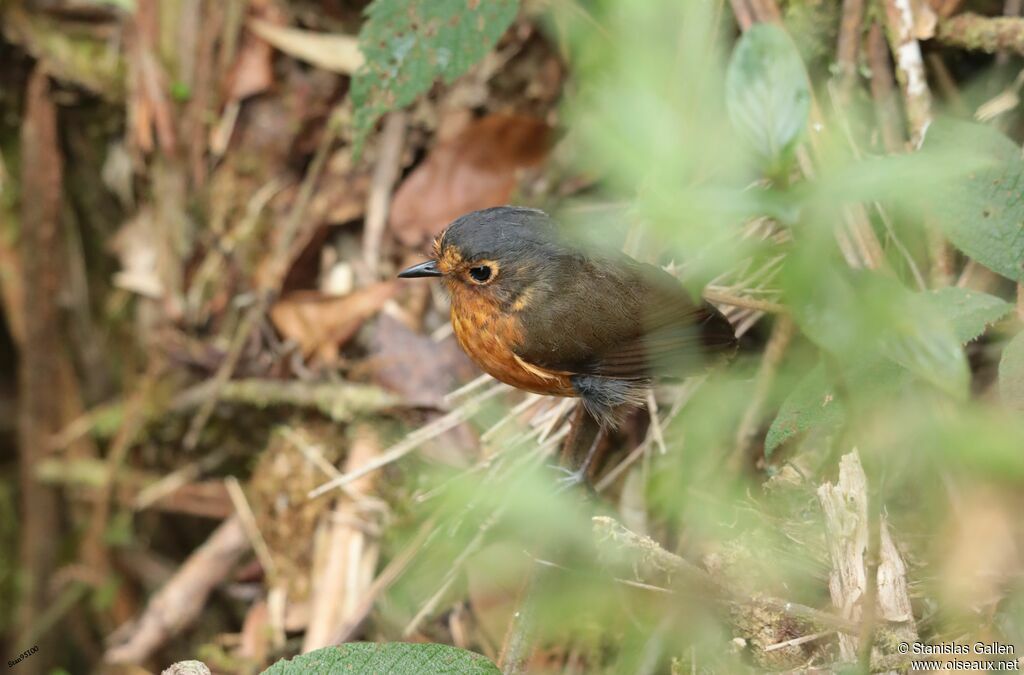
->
left=352, top=0, right=519, bottom=152
left=764, top=364, right=839, bottom=455
left=765, top=360, right=910, bottom=456
left=999, top=331, right=1024, bottom=409
left=766, top=288, right=1008, bottom=455
left=725, top=23, right=810, bottom=176
left=792, top=272, right=970, bottom=399
left=263, top=643, right=501, bottom=675
left=926, top=287, right=1013, bottom=343
left=924, top=118, right=1024, bottom=283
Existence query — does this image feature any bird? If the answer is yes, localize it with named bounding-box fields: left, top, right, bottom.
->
left=398, top=206, right=737, bottom=479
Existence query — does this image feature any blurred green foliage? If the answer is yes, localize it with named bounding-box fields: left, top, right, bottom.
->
left=925, top=118, right=1024, bottom=284
left=725, top=24, right=810, bottom=179
left=1000, top=330, right=1024, bottom=406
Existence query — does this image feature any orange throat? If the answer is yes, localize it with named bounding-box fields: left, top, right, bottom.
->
left=448, top=288, right=575, bottom=397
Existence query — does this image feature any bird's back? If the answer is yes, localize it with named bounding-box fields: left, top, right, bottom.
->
left=514, top=252, right=736, bottom=381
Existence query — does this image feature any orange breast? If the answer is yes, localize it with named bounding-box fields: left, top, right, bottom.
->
left=450, top=290, right=576, bottom=397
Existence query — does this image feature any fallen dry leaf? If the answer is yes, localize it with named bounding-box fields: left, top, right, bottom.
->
left=248, top=18, right=363, bottom=75
left=109, top=207, right=165, bottom=299
left=270, top=282, right=395, bottom=364
left=911, top=0, right=937, bottom=40
left=229, top=0, right=284, bottom=101
left=227, top=23, right=275, bottom=101
left=389, top=113, right=551, bottom=247
left=366, top=313, right=478, bottom=407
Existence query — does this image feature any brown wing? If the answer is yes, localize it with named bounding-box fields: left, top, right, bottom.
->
left=513, top=256, right=736, bottom=380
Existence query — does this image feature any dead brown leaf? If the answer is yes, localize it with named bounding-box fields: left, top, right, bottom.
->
left=389, top=113, right=551, bottom=248
left=228, top=25, right=275, bottom=102
left=270, top=282, right=395, bottom=364
left=110, top=207, right=165, bottom=299
left=365, top=313, right=478, bottom=407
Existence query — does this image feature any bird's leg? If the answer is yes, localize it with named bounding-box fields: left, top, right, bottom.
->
left=555, top=431, right=605, bottom=490
left=554, top=404, right=604, bottom=489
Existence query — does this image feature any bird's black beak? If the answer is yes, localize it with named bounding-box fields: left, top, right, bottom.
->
left=397, top=259, right=442, bottom=278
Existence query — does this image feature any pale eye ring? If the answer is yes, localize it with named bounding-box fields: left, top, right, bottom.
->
left=468, top=265, right=493, bottom=284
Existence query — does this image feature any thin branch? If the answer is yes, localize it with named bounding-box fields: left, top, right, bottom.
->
left=729, top=315, right=794, bottom=471
left=836, top=0, right=866, bottom=101
left=882, top=0, right=933, bottom=146
left=309, top=382, right=509, bottom=497
left=703, top=287, right=786, bottom=314
left=937, top=12, right=1024, bottom=54
left=225, top=477, right=277, bottom=581
left=363, top=111, right=407, bottom=280
left=105, top=517, right=250, bottom=664
left=728, top=0, right=755, bottom=31
left=592, top=516, right=859, bottom=635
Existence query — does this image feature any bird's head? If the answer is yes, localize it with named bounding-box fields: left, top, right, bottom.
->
left=398, top=206, right=570, bottom=308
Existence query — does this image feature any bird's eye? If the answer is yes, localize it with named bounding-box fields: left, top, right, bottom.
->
left=468, top=265, right=492, bottom=284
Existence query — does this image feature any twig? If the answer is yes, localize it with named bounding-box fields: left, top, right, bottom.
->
left=829, top=67, right=928, bottom=291
left=764, top=630, right=833, bottom=653
left=328, top=518, right=435, bottom=644
left=173, top=378, right=397, bottom=421
left=937, top=0, right=965, bottom=19
left=748, top=0, right=782, bottom=23
left=592, top=516, right=859, bottom=635
left=134, top=448, right=229, bottom=510
left=309, top=382, right=509, bottom=497
left=403, top=515, right=496, bottom=637
left=480, top=393, right=544, bottom=443
left=104, top=516, right=250, bottom=664
left=363, top=111, right=407, bottom=280
left=728, top=0, right=755, bottom=31
left=882, top=0, right=934, bottom=146
left=998, top=0, right=1024, bottom=65
left=17, top=67, right=70, bottom=674
left=645, top=390, right=667, bottom=456
left=881, top=0, right=952, bottom=291
left=596, top=378, right=704, bottom=492
left=443, top=372, right=495, bottom=405
left=729, top=316, right=794, bottom=470
left=303, top=426, right=383, bottom=652
left=867, top=22, right=905, bottom=154
left=816, top=452, right=917, bottom=666
left=498, top=557, right=549, bottom=675
left=937, top=12, right=1024, bottom=54
left=703, top=287, right=786, bottom=314
left=926, top=52, right=966, bottom=115
left=956, top=259, right=1002, bottom=293
left=836, top=0, right=867, bottom=102
left=225, top=476, right=277, bottom=581
left=182, top=303, right=260, bottom=450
